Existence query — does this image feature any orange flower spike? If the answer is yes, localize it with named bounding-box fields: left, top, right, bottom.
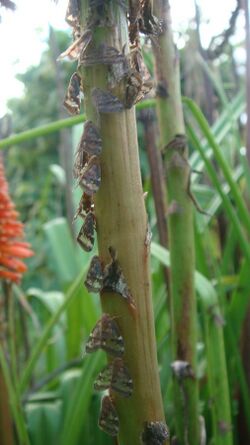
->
left=0, top=157, right=34, bottom=284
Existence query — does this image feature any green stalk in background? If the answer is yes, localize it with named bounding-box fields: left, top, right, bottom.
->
left=153, top=1, right=199, bottom=443
left=76, top=1, right=168, bottom=444
left=194, top=226, right=233, bottom=445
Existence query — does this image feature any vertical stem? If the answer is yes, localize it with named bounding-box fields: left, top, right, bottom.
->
left=78, top=2, right=168, bottom=444
left=0, top=369, right=14, bottom=445
left=245, top=0, right=250, bottom=165
left=0, top=286, right=14, bottom=445
left=153, top=1, right=199, bottom=444
left=140, top=110, right=170, bottom=293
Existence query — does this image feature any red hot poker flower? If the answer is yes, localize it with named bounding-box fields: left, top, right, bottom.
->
left=0, top=158, right=34, bottom=283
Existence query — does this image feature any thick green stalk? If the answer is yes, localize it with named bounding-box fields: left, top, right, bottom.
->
left=153, top=1, right=199, bottom=443
left=195, top=227, right=233, bottom=445
left=78, top=2, right=167, bottom=444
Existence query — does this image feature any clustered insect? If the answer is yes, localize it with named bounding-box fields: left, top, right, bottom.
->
left=85, top=313, right=133, bottom=436
left=61, top=0, right=162, bottom=440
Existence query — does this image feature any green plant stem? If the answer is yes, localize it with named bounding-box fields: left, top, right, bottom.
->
left=194, top=227, right=233, bottom=445
left=0, top=346, right=30, bottom=445
left=184, top=97, right=250, bottom=234
left=186, top=123, right=250, bottom=263
left=19, top=267, right=85, bottom=393
left=153, top=1, right=199, bottom=443
left=78, top=2, right=167, bottom=444
left=8, top=285, right=18, bottom=391
left=0, top=100, right=155, bottom=149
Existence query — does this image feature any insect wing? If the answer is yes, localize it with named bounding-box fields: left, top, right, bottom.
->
left=98, top=396, right=119, bottom=437
left=92, top=88, right=124, bottom=113
left=85, top=317, right=103, bottom=353
left=111, top=358, right=133, bottom=397
left=79, top=43, right=126, bottom=66
left=73, top=193, right=93, bottom=221
left=94, top=363, right=113, bottom=391
left=65, top=0, right=79, bottom=27
left=77, top=212, right=95, bottom=252
left=64, top=72, right=81, bottom=115
left=103, top=248, right=136, bottom=309
left=81, top=120, right=102, bottom=157
left=101, top=315, right=125, bottom=357
left=84, top=256, right=103, bottom=293
left=86, top=313, right=124, bottom=356
left=79, top=156, right=101, bottom=195
left=141, top=421, right=169, bottom=445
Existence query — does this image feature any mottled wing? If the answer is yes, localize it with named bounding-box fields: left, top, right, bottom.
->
left=100, top=314, right=125, bottom=357
left=73, top=193, right=93, bottom=220
left=77, top=212, right=95, bottom=252
left=94, top=363, right=113, bottom=391
left=79, top=155, right=101, bottom=195
left=63, top=72, right=81, bottom=115
left=81, top=120, right=102, bottom=157
left=65, top=0, right=79, bottom=27
left=141, top=421, right=169, bottom=445
left=111, top=358, right=133, bottom=397
left=84, top=256, right=103, bottom=293
left=98, top=396, right=119, bottom=437
left=92, top=87, right=124, bottom=113
left=103, top=249, right=136, bottom=309
left=58, top=30, right=93, bottom=61
left=85, top=317, right=103, bottom=353
left=79, top=44, right=126, bottom=66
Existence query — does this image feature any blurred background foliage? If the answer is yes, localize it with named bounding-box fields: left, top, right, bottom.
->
left=1, top=2, right=250, bottom=444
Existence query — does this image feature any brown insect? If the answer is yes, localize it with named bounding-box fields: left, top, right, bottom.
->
left=171, top=360, right=195, bottom=380
left=78, top=155, right=101, bottom=195
left=141, top=421, right=169, bottom=445
left=63, top=72, right=81, bottom=115
left=79, top=43, right=126, bottom=67
left=124, top=70, right=143, bottom=108
left=84, top=255, right=104, bottom=293
left=139, top=0, right=161, bottom=36
left=77, top=211, right=96, bottom=252
left=73, top=193, right=94, bottom=221
left=94, top=357, right=133, bottom=398
left=79, top=120, right=102, bottom=157
left=85, top=313, right=124, bottom=356
left=92, top=87, right=124, bottom=113
left=57, top=29, right=93, bottom=61
left=98, top=395, right=119, bottom=437
left=103, top=247, right=136, bottom=309
left=65, top=0, right=79, bottom=28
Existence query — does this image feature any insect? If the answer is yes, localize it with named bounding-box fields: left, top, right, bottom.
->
left=84, top=255, right=103, bottom=292
left=171, top=360, right=195, bottom=380
left=73, top=122, right=101, bottom=182
left=80, top=120, right=102, bottom=157
left=79, top=43, right=126, bottom=67
left=78, top=155, right=101, bottom=195
left=77, top=211, right=96, bottom=252
left=57, top=29, right=93, bottom=61
left=63, top=72, right=81, bottom=115
left=65, top=0, right=79, bottom=28
left=141, top=421, right=169, bottom=445
left=92, top=87, right=124, bottom=113
left=73, top=193, right=94, bottom=221
left=103, top=247, right=136, bottom=309
left=94, top=358, right=133, bottom=397
left=98, top=395, right=119, bottom=437
left=85, top=313, right=124, bottom=356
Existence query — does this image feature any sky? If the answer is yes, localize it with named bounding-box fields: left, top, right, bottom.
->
left=0, top=0, right=243, bottom=118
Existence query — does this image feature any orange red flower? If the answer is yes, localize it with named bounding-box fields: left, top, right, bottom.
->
left=0, top=157, right=33, bottom=283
